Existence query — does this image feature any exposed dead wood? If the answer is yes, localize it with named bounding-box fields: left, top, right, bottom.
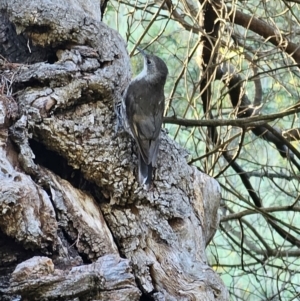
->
left=45, top=167, right=119, bottom=260
left=8, top=255, right=141, bottom=301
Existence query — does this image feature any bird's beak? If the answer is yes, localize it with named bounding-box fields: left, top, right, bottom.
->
left=136, top=47, right=146, bottom=57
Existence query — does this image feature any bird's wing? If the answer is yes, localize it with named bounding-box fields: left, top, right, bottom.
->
left=124, top=82, right=164, bottom=165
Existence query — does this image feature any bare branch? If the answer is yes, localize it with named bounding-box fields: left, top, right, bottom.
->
left=221, top=205, right=300, bottom=222
left=164, top=104, right=300, bottom=127
left=228, top=6, right=300, bottom=65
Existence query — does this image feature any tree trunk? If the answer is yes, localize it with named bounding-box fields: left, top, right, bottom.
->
left=0, top=0, right=229, bottom=300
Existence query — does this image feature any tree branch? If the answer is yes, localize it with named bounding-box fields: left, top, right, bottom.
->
left=228, top=6, right=300, bottom=65
left=164, top=105, right=300, bottom=127
left=221, top=205, right=300, bottom=222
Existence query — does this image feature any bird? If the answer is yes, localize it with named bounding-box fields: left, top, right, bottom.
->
left=121, top=48, right=168, bottom=188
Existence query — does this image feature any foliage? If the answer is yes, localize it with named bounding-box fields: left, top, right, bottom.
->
left=105, top=1, right=300, bottom=300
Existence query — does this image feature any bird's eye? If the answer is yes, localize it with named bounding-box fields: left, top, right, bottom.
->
left=147, top=59, right=151, bottom=65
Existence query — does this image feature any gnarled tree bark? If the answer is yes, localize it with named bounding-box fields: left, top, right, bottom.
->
left=0, top=0, right=229, bottom=300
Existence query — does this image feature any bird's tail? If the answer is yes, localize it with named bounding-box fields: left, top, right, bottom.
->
left=138, top=153, right=153, bottom=189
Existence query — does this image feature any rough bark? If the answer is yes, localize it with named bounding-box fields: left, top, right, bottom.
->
left=8, top=255, right=141, bottom=301
left=0, top=0, right=229, bottom=300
